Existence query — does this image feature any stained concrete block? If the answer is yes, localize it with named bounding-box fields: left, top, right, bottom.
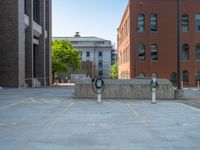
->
left=74, top=79, right=174, bottom=100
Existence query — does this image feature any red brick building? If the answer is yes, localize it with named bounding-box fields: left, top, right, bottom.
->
left=118, top=0, right=200, bottom=87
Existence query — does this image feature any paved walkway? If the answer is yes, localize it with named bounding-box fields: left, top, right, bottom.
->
left=0, top=87, right=200, bottom=150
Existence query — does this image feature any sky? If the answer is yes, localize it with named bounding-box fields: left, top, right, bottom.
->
left=52, top=0, right=128, bottom=45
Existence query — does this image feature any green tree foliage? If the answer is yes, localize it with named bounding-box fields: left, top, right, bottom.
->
left=52, top=40, right=81, bottom=83
left=110, top=62, right=118, bottom=79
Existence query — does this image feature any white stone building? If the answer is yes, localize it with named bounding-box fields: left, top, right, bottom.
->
left=53, top=33, right=112, bottom=78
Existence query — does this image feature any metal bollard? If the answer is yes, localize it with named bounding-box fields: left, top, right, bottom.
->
left=97, top=89, right=102, bottom=103
left=152, top=88, right=156, bottom=104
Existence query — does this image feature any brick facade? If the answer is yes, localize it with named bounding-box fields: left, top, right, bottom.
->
left=118, top=0, right=200, bottom=87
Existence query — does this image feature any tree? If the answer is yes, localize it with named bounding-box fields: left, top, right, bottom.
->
left=52, top=40, right=81, bottom=83
left=110, top=62, right=118, bottom=79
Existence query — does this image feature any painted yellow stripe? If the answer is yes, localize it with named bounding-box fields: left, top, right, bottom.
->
left=127, top=103, right=149, bottom=127
left=49, top=102, right=74, bottom=126
left=0, top=123, right=5, bottom=127
left=179, top=103, right=200, bottom=112
left=41, top=98, right=49, bottom=103
left=0, top=98, right=29, bottom=110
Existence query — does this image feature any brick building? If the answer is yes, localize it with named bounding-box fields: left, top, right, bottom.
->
left=0, top=0, right=52, bottom=87
left=118, top=0, right=200, bottom=87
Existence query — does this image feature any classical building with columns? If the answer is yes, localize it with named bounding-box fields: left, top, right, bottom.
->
left=0, top=0, right=52, bottom=87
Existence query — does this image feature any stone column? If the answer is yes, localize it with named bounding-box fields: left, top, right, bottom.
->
left=35, top=0, right=46, bottom=86
left=25, top=0, right=34, bottom=87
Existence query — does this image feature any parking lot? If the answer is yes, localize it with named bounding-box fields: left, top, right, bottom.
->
left=0, top=87, right=200, bottom=150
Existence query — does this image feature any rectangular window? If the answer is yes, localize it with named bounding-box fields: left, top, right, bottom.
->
left=195, top=14, right=200, bottom=32
left=98, top=71, right=103, bottom=77
left=33, top=0, right=40, bottom=24
left=99, top=52, right=103, bottom=57
left=24, top=0, right=27, bottom=14
left=99, top=62, right=103, bottom=68
left=86, top=51, right=90, bottom=57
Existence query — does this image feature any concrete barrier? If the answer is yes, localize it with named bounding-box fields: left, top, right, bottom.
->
left=74, top=79, right=174, bottom=100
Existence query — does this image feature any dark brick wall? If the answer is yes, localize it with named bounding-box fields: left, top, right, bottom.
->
left=0, top=0, right=20, bottom=87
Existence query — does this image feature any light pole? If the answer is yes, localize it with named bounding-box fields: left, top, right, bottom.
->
left=177, top=0, right=181, bottom=89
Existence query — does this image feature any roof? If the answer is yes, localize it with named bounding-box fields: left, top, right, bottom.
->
left=52, top=37, right=110, bottom=42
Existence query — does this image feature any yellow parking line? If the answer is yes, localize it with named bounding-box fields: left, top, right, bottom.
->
left=0, top=98, right=29, bottom=110
left=63, top=102, right=74, bottom=112
left=0, top=123, right=5, bottom=127
left=41, top=98, right=49, bottom=103
left=179, top=103, right=200, bottom=112
left=49, top=102, right=74, bottom=126
left=127, top=103, right=149, bottom=127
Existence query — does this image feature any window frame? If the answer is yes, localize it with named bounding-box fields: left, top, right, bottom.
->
left=182, top=43, right=189, bottom=61
left=196, top=43, right=200, bottom=60
left=150, top=14, right=157, bottom=32
left=195, top=13, right=200, bottom=32
left=151, top=44, right=158, bottom=61
left=182, top=14, right=189, bottom=32
left=137, top=14, right=145, bottom=32
left=138, top=44, right=145, bottom=61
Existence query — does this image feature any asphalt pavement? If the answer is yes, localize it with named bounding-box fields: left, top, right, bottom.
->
left=0, top=87, right=200, bottom=150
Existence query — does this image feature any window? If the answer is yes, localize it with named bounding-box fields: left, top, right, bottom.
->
left=96, top=41, right=104, bottom=44
left=195, top=14, right=200, bottom=31
left=86, top=51, right=90, bottom=57
left=195, top=72, right=200, bottom=81
left=33, top=0, right=40, bottom=24
left=182, top=44, right=189, bottom=60
left=170, top=72, right=177, bottom=84
left=150, top=14, right=157, bottom=32
left=138, top=73, right=145, bottom=78
left=151, top=44, right=158, bottom=61
left=24, top=0, right=27, bottom=14
left=138, top=44, right=145, bottom=61
left=99, top=62, right=103, bottom=68
left=196, top=44, right=200, bottom=60
left=98, top=71, right=103, bottom=77
left=182, top=14, right=189, bottom=32
left=138, top=14, right=145, bottom=32
left=99, top=52, right=103, bottom=57
left=182, top=70, right=189, bottom=85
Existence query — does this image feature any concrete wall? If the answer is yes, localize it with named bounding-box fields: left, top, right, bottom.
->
left=74, top=79, right=174, bottom=100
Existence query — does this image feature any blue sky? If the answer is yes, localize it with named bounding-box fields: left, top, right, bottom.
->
left=52, top=0, right=128, bottom=45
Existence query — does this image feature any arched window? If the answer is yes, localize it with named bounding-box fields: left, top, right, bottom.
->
left=182, top=70, right=189, bottom=85
left=151, top=44, right=158, bottom=61
left=182, top=44, right=189, bottom=60
left=170, top=72, right=177, bottom=84
left=195, top=14, right=200, bottom=31
left=138, top=44, right=145, bottom=61
left=150, top=14, right=157, bottom=32
left=196, top=43, right=200, bottom=60
left=138, top=14, right=144, bottom=32
left=182, top=14, right=189, bottom=32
